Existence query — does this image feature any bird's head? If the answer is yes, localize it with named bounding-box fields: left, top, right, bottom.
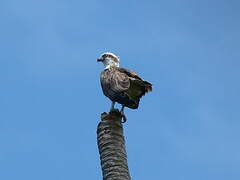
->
left=97, top=52, right=120, bottom=69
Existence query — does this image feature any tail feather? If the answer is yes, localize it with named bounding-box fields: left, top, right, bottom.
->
left=143, top=81, right=152, bottom=93
left=124, top=79, right=152, bottom=109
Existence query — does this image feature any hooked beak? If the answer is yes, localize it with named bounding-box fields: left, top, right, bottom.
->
left=97, top=58, right=103, bottom=62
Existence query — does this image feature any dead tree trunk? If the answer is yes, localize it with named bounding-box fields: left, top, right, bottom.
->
left=97, top=110, right=131, bottom=180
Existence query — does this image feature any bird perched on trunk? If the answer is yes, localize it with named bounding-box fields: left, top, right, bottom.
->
left=97, top=52, right=152, bottom=122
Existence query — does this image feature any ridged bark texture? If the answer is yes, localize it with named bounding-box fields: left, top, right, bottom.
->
left=97, top=111, right=131, bottom=180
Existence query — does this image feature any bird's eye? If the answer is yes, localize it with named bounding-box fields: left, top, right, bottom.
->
left=102, top=54, right=107, bottom=59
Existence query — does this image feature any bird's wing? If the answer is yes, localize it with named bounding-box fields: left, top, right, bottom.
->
left=100, top=68, right=130, bottom=100
left=110, top=68, right=130, bottom=92
left=117, top=67, right=152, bottom=93
left=117, top=67, right=142, bottom=80
left=100, top=67, right=152, bottom=109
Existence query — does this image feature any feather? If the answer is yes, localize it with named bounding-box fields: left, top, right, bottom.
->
left=100, top=67, right=152, bottom=109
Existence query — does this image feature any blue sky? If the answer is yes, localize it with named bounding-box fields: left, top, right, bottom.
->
left=0, top=0, right=240, bottom=179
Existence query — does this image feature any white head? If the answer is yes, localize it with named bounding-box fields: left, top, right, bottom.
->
left=97, top=52, right=120, bottom=69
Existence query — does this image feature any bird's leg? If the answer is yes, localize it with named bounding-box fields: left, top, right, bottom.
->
left=120, top=105, right=127, bottom=123
left=120, top=105, right=124, bottom=113
left=110, top=101, right=116, bottom=112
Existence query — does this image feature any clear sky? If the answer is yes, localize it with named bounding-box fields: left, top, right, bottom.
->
left=0, top=0, right=240, bottom=179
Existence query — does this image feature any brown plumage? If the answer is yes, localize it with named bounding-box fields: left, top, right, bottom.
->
left=98, top=52, right=152, bottom=123
left=100, top=66, right=152, bottom=109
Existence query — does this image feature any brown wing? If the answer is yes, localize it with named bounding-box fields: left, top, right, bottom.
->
left=100, top=68, right=130, bottom=103
left=117, top=67, right=152, bottom=108
left=118, top=67, right=142, bottom=80
left=111, top=68, right=130, bottom=93
left=117, top=67, right=152, bottom=93
left=100, top=67, right=152, bottom=109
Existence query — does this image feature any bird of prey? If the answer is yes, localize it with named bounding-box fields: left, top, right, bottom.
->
left=97, top=52, right=152, bottom=122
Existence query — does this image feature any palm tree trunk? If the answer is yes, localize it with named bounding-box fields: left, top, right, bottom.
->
left=97, top=110, right=131, bottom=180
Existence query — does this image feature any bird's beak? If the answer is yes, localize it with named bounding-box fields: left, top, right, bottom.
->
left=97, top=58, right=103, bottom=62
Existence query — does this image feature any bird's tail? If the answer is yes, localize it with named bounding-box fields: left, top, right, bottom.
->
left=143, top=81, right=152, bottom=93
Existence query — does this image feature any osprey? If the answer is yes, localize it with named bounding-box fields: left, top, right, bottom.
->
left=97, top=52, right=152, bottom=122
